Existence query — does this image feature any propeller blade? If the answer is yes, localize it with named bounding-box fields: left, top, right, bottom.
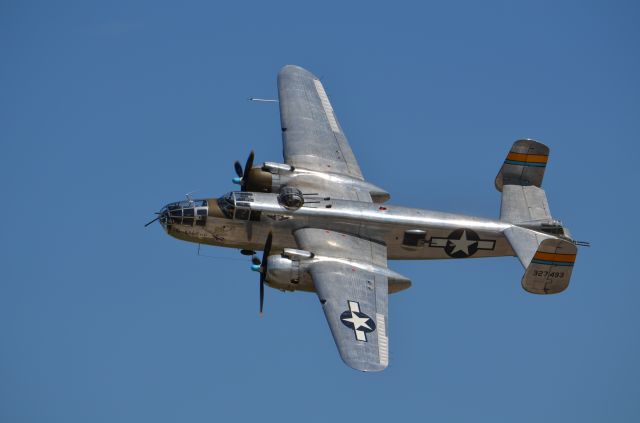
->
left=242, top=151, right=255, bottom=190
left=243, top=151, right=254, bottom=180
left=234, top=160, right=243, bottom=178
left=259, top=232, right=273, bottom=315
left=144, top=216, right=160, bottom=227
left=262, top=231, right=273, bottom=261
left=259, top=274, right=265, bottom=315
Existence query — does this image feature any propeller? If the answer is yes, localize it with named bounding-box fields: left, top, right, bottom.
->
left=232, top=150, right=255, bottom=191
left=250, top=232, right=273, bottom=315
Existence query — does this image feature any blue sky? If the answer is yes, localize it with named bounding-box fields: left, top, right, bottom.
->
left=1, top=1, right=639, bottom=421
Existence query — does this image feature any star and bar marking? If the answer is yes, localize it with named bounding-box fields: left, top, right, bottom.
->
left=340, top=301, right=376, bottom=342
left=429, top=229, right=496, bottom=258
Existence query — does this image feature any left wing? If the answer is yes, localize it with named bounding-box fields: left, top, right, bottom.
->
left=276, top=65, right=389, bottom=203
left=278, top=65, right=364, bottom=180
left=295, top=228, right=389, bottom=372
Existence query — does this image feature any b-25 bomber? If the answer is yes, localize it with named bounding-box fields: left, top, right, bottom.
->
left=147, top=65, right=584, bottom=372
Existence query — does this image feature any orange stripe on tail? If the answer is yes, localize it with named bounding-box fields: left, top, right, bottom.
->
left=506, top=152, right=549, bottom=164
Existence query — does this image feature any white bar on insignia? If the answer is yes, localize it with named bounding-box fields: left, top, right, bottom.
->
left=355, top=330, right=366, bottom=342
left=430, top=238, right=448, bottom=247
left=477, top=240, right=495, bottom=250
left=348, top=301, right=360, bottom=313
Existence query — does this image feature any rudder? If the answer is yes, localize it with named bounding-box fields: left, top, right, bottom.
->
left=495, top=139, right=549, bottom=192
left=496, top=139, right=555, bottom=226
left=522, top=238, right=577, bottom=294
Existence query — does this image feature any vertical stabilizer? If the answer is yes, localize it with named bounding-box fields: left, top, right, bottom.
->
left=496, top=140, right=557, bottom=226
left=498, top=140, right=578, bottom=294
left=522, top=238, right=577, bottom=294
left=495, top=139, right=549, bottom=192
left=504, top=227, right=577, bottom=294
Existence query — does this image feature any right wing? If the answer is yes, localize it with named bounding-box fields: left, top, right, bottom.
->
left=295, top=228, right=390, bottom=372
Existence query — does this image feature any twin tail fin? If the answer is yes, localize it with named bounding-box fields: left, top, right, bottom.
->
left=497, top=139, right=581, bottom=295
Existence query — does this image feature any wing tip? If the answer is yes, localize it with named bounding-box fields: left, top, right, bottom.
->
left=341, top=356, right=388, bottom=373
left=279, top=64, right=319, bottom=80
left=352, top=363, right=388, bottom=373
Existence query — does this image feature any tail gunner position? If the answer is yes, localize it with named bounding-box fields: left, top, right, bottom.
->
left=147, top=65, right=586, bottom=372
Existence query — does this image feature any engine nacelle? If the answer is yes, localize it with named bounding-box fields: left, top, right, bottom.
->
left=265, top=249, right=412, bottom=294
left=265, top=255, right=314, bottom=292
left=245, top=162, right=390, bottom=203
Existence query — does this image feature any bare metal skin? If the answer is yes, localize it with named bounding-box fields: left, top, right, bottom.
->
left=150, top=65, right=582, bottom=372
left=162, top=193, right=513, bottom=261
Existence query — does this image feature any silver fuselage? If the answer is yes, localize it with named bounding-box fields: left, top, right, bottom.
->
left=161, top=192, right=515, bottom=260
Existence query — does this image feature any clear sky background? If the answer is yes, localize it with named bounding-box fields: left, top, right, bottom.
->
left=2, top=1, right=639, bottom=422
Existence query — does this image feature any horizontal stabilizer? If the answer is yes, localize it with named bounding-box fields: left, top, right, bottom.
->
left=496, top=139, right=549, bottom=192
left=500, top=185, right=552, bottom=224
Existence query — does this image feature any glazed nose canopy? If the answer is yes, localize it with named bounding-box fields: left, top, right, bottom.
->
left=160, top=199, right=208, bottom=226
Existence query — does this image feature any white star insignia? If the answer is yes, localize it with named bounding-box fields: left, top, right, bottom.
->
left=343, top=312, right=372, bottom=331
left=447, top=230, right=477, bottom=255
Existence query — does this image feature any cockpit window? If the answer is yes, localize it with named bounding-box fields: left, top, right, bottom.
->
left=216, top=192, right=261, bottom=221
left=161, top=199, right=208, bottom=226
left=217, top=196, right=235, bottom=219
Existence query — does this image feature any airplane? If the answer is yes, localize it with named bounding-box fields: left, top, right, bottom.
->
left=146, top=65, right=585, bottom=372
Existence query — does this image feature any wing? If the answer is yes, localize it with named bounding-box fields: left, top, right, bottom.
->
left=278, top=65, right=364, bottom=181
left=295, top=228, right=389, bottom=372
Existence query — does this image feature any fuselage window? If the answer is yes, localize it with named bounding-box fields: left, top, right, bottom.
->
left=196, top=209, right=207, bottom=216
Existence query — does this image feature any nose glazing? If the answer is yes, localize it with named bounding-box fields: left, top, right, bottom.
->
left=159, top=206, right=170, bottom=227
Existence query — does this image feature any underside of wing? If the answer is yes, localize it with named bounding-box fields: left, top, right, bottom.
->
left=294, top=228, right=391, bottom=371
left=278, top=65, right=364, bottom=181
left=310, top=263, right=389, bottom=372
